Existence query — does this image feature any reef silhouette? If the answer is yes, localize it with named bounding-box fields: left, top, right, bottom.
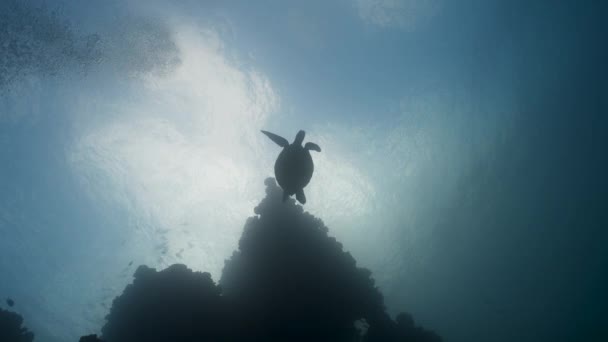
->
left=0, top=307, right=34, bottom=342
left=75, top=178, right=441, bottom=342
left=0, top=178, right=441, bottom=341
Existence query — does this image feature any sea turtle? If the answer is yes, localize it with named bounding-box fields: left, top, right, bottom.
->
left=261, top=130, right=321, bottom=204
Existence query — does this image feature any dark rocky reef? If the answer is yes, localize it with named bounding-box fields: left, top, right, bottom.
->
left=0, top=308, right=34, bottom=342
left=101, top=264, right=226, bottom=342
left=84, top=178, right=441, bottom=342
left=79, top=335, right=103, bottom=342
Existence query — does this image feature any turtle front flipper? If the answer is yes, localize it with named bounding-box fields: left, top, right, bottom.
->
left=296, top=189, right=306, bottom=204
left=305, top=142, right=321, bottom=152
left=261, top=130, right=289, bottom=147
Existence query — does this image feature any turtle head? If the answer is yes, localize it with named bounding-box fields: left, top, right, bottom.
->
left=294, top=130, right=305, bottom=146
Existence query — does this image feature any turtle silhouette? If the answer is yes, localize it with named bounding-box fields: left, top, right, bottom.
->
left=261, top=130, right=321, bottom=204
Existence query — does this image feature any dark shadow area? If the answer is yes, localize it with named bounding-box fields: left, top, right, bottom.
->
left=0, top=307, right=34, bottom=342
left=76, top=178, right=440, bottom=342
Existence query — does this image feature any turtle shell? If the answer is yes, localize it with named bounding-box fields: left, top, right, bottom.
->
left=274, top=144, right=314, bottom=195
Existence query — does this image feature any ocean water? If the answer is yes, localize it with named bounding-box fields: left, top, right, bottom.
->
left=0, top=1, right=606, bottom=341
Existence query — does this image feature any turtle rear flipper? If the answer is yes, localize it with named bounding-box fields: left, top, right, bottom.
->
left=282, top=190, right=289, bottom=202
left=305, top=142, right=321, bottom=152
left=261, top=130, right=289, bottom=147
left=296, top=189, right=306, bottom=204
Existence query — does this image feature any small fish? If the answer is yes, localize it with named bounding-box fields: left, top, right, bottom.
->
left=128, top=261, right=133, bottom=266
left=6, top=298, right=14, bottom=307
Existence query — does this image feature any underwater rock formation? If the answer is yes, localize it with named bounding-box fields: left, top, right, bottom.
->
left=101, top=264, right=225, bottom=342
left=0, top=308, right=34, bottom=342
left=221, top=178, right=440, bottom=341
left=85, top=178, right=440, bottom=342
left=79, top=334, right=103, bottom=342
